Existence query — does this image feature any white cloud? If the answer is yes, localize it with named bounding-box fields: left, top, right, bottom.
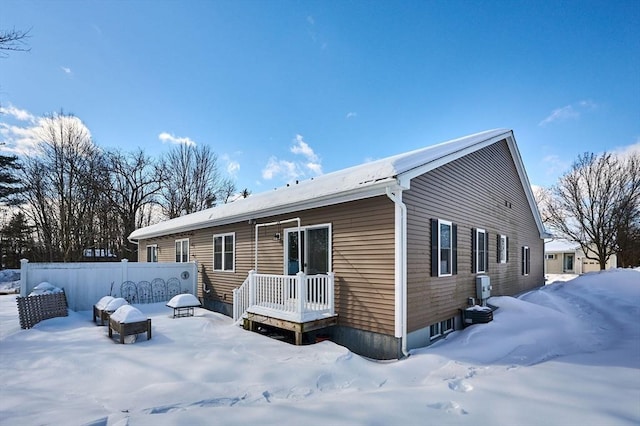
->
left=0, top=104, right=35, bottom=122
left=346, top=112, right=357, bottom=119
left=262, top=157, right=299, bottom=181
left=541, top=154, right=571, bottom=179
left=0, top=110, right=92, bottom=156
left=291, top=134, right=319, bottom=162
left=225, top=157, right=241, bottom=176
left=613, top=139, right=640, bottom=160
left=0, top=123, right=39, bottom=155
left=539, top=100, right=597, bottom=127
left=61, top=66, right=72, bottom=75
left=158, top=132, right=196, bottom=146
left=306, top=162, right=322, bottom=174
left=227, top=161, right=240, bottom=175
left=261, top=135, right=324, bottom=182
left=221, top=153, right=241, bottom=177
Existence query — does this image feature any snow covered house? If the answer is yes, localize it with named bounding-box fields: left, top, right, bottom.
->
left=545, top=239, right=617, bottom=274
left=128, top=129, right=548, bottom=359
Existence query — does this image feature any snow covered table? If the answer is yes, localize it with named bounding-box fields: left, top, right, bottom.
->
left=108, top=305, right=151, bottom=344
left=166, top=294, right=201, bottom=318
left=93, top=296, right=115, bottom=326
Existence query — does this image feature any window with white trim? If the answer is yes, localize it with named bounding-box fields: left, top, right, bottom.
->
left=431, top=219, right=457, bottom=277
left=498, top=234, right=508, bottom=264
left=440, top=221, right=453, bottom=276
left=522, top=246, right=531, bottom=276
left=213, top=233, right=235, bottom=272
left=146, top=245, right=158, bottom=263
left=175, top=238, right=189, bottom=263
left=472, top=228, right=489, bottom=273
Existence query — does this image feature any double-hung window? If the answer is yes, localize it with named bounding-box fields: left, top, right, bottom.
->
left=522, top=246, right=531, bottom=276
left=146, top=245, right=158, bottom=262
left=175, top=238, right=189, bottom=263
left=213, top=233, right=235, bottom=272
left=472, top=228, right=489, bottom=273
left=431, top=219, right=457, bottom=277
left=497, top=234, right=508, bottom=264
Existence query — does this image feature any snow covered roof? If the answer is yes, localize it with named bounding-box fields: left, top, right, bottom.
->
left=130, top=129, right=547, bottom=241
left=545, top=239, right=580, bottom=253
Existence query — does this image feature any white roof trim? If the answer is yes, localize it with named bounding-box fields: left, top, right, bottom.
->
left=129, top=128, right=548, bottom=241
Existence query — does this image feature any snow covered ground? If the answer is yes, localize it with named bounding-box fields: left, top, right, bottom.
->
left=0, top=268, right=638, bottom=426
left=0, top=269, right=20, bottom=294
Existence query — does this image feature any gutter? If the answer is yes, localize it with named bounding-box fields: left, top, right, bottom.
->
left=128, top=178, right=397, bottom=243
left=386, top=185, right=410, bottom=358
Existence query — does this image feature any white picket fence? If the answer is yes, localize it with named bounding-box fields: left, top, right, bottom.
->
left=233, top=270, right=335, bottom=323
left=19, top=259, right=198, bottom=312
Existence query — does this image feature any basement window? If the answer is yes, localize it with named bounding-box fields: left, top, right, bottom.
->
left=430, top=317, right=455, bottom=341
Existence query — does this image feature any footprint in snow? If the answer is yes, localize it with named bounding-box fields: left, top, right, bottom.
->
left=427, top=400, right=469, bottom=415
left=448, top=378, right=473, bottom=393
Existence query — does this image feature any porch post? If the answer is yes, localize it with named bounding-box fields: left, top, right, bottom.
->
left=248, top=270, right=256, bottom=307
left=296, top=271, right=306, bottom=318
left=327, top=272, right=335, bottom=315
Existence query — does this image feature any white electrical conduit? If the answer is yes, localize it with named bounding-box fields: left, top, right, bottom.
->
left=254, top=217, right=301, bottom=273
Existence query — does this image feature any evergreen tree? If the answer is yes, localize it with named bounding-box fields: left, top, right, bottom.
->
left=0, top=212, right=34, bottom=268
left=0, top=153, right=23, bottom=205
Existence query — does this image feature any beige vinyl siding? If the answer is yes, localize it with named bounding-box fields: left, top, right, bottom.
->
left=404, top=139, right=544, bottom=332
left=545, top=253, right=566, bottom=274
left=138, top=196, right=397, bottom=336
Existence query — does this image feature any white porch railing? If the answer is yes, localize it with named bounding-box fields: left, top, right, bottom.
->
left=232, top=270, right=335, bottom=323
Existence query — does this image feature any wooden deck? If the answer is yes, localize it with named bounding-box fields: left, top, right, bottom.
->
left=234, top=270, right=337, bottom=344
left=243, top=312, right=338, bottom=345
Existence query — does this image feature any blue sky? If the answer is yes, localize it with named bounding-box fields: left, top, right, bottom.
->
left=1, top=0, right=638, bottom=194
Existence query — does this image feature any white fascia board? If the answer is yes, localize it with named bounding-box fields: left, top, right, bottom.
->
left=397, top=130, right=513, bottom=189
left=129, top=178, right=398, bottom=241
left=396, top=129, right=550, bottom=239
left=505, top=134, right=552, bottom=239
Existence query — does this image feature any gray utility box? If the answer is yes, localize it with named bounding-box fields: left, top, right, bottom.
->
left=476, top=275, right=492, bottom=301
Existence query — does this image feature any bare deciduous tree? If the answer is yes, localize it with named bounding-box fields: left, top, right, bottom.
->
left=160, top=144, right=232, bottom=218
left=20, top=112, right=107, bottom=261
left=546, top=152, right=640, bottom=270
left=218, top=178, right=237, bottom=204
left=0, top=27, right=31, bottom=58
left=107, top=149, right=165, bottom=260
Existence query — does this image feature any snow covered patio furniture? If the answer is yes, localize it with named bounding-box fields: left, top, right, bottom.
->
left=107, top=305, right=151, bottom=344
left=166, top=293, right=201, bottom=318
left=92, top=296, right=115, bottom=326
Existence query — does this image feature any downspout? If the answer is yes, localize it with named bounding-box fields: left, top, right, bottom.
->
left=386, top=186, right=409, bottom=358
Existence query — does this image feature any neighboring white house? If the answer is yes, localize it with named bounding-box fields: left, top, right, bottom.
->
left=545, top=239, right=617, bottom=274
